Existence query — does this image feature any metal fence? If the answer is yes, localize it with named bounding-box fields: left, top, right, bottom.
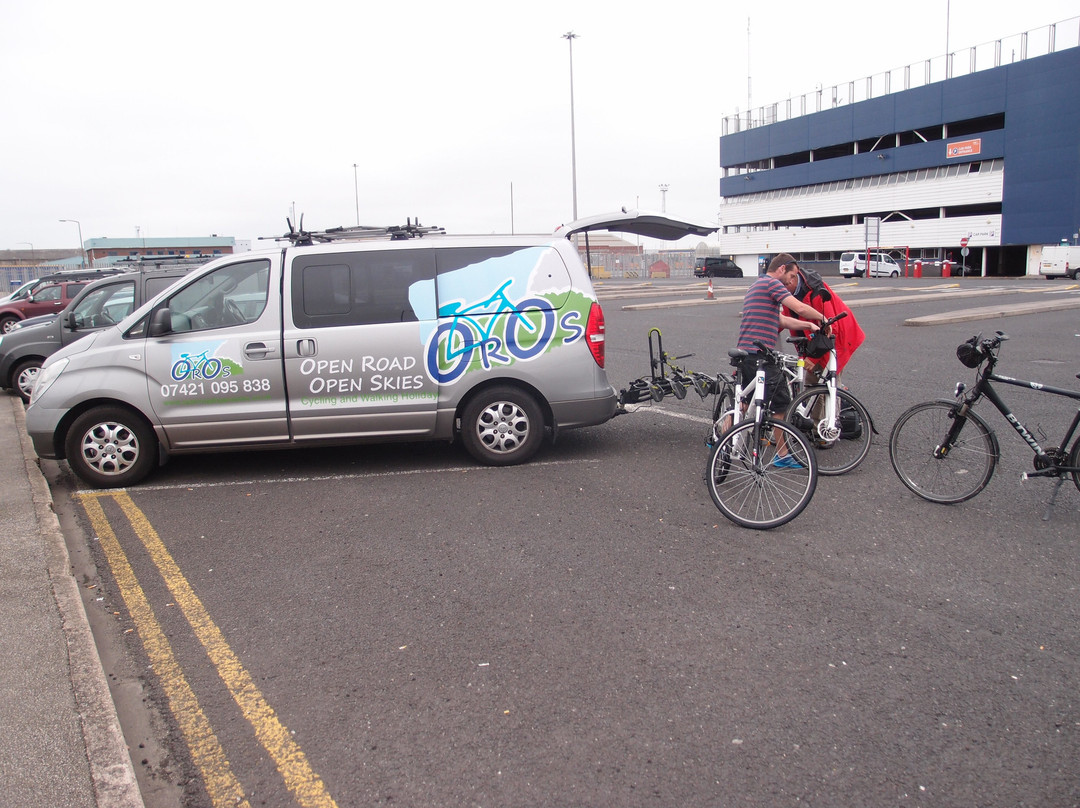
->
left=586, top=252, right=698, bottom=280
left=723, top=16, right=1080, bottom=135
left=0, top=265, right=75, bottom=292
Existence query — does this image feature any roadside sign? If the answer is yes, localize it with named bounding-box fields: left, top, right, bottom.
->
left=961, top=247, right=970, bottom=257
left=960, top=237, right=969, bottom=248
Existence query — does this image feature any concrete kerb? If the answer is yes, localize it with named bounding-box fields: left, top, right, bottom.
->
left=903, top=296, right=1080, bottom=325
left=11, top=397, right=145, bottom=808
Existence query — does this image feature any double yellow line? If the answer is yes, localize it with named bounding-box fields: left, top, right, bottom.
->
left=79, top=491, right=338, bottom=808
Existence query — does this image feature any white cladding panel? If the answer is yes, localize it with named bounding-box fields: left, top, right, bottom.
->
left=718, top=169, right=1004, bottom=252
left=719, top=215, right=1002, bottom=255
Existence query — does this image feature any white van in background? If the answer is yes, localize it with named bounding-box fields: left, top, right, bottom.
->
left=839, top=251, right=902, bottom=278
left=1038, top=245, right=1079, bottom=279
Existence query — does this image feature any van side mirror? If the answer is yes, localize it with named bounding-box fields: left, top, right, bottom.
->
left=148, top=307, right=173, bottom=337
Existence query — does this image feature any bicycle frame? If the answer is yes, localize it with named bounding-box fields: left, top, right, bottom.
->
left=789, top=347, right=840, bottom=438
left=950, top=362, right=1080, bottom=473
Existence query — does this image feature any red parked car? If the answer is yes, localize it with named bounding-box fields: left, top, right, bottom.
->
left=0, top=280, right=93, bottom=333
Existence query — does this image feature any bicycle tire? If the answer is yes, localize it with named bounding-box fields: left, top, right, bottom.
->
left=707, top=385, right=736, bottom=446
left=705, top=417, right=818, bottom=530
left=1069, top=436, right=1080, bottom=493
left=786, top=387, right=873, bottom=476
left=889, top=400, right=997, bottom=504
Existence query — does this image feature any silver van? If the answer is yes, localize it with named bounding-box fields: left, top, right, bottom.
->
left=28, top=215, right=713, bottom=487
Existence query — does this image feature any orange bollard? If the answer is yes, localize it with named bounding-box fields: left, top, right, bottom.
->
left=705, top=278, right=715, bottom=300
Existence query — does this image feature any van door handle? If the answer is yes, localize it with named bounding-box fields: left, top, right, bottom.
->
left=296, top=339, right=317, bottom=357
left=244, top=342, right=278, bottom=360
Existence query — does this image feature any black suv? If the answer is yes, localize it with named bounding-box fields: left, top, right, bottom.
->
left=693, top=257, right=744, bottom=278
left=0, top=264, right=201, bottom=402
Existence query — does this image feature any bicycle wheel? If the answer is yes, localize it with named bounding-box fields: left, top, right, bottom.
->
left=705, top=417, right=818, bottom=529
left=786, top=387, right=873, bottom=475
left=707, top=384, right=736, bottom=446
left=1069, top=437, right=1080, bottom=493
left=889, top=401, right=997, bottom=504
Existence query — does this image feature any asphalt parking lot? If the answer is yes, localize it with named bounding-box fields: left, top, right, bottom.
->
left=39, top=277, right=1080, bottom=807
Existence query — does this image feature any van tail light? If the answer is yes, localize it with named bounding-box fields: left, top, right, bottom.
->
left=585, top=302, right=606, bottom=368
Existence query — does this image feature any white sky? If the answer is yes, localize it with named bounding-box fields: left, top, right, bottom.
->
left=2, top=0, right=1077, bottom=252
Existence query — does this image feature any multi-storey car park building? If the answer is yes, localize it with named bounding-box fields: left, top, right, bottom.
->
left=715, top=16, right=1080, bottom=277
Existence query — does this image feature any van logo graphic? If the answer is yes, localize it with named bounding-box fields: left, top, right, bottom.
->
left=425, top=280, right=568, bottom=384
left=169, top=342, right=243, bottom=381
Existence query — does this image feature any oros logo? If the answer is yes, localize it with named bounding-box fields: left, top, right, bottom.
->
left=425, top=280, right=558, bottom=384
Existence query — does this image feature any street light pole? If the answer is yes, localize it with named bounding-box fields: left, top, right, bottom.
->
left=353, top=163, right=360, bottom=226
left=59, top=219, right=87, bottom=268
left=15, top=242, right=35, bottom=262
left=562, top=31, right=579, bottom=224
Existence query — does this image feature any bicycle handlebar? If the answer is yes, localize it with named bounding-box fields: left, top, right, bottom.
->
left=821, top=311, right=848, bottom=328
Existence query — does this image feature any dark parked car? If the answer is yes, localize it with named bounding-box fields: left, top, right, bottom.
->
left=693, top=256, right=744, bottom=278
left=0, top=265, right=200, bottom=401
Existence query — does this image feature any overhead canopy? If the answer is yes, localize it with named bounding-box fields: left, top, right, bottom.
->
left=554, top=209, right=718, bottom=241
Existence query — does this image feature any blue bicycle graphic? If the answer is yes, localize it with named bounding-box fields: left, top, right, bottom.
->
left=426, top=280, right=556, bottom=383
left=170, top=350, right=229, bottom=381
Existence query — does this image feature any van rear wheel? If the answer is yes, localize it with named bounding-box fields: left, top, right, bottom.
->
left=64, top=405, right=158, bottom=488
left=461, top=386, right=544, bottom=466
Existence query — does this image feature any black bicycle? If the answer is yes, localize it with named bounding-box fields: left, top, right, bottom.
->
left=889, top=331, right=1080, bottom=516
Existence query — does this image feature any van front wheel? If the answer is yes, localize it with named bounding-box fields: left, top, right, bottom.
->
left=64, top=405, right=158, bottom=488
left=461, top=386, right=544, bottom=466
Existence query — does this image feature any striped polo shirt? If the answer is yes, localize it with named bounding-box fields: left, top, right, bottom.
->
left=737, top=275, right=791, bottom=352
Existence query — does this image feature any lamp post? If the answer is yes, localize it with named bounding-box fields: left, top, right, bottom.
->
left=562, top=31, right=579, bottom=224
left=659, top=184, right=669, bottom=214
left=59, top=219, right=87, bottom=268
left=15, top=242, right=35, bottom=263
left=352, top=163, right=360, bottom=226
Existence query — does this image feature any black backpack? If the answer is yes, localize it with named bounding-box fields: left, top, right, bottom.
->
left=798, top=266, right=832, bottom=302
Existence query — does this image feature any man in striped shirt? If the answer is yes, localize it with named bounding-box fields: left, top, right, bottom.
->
left=735, top=254, right=829, bottom=465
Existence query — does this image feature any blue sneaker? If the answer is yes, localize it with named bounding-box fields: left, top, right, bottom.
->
left=770, top=454, right=805, bottom=469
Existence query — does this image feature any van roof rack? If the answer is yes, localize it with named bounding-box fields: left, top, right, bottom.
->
left=113, top=255, right=215, bottom=269
left=261, top=216, right=446, bottom=246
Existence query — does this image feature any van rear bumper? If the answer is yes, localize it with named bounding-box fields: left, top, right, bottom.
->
left=551, top=386, right=619, bottom=430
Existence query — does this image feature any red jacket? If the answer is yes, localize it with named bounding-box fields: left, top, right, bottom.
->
left=785, top=280, right=865, bottom=372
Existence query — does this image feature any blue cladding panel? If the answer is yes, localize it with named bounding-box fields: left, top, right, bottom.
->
left=808, top=107, right=854, bottom=150
left=1001, top=48, right=1080, bottom=244
left=894, top=84, right=943, bottom=130
left=852, top=96, right=896, bottom=140
left=769, top=117, right=811, bottom=158
left=941, top=69, right=1008, bottom=122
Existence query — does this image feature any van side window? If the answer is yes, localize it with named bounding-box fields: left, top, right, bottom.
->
left=70, top=281, right=136, bottom=329
left=166, top=260, right=271, bottom=333
left=291, top=249, right=436, bottom=328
